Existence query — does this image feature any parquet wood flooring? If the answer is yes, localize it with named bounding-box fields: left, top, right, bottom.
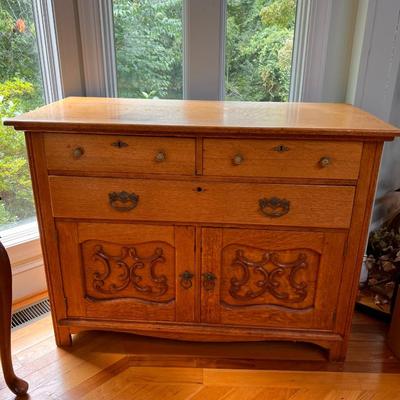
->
left=1, top=312, right=399, bottom=399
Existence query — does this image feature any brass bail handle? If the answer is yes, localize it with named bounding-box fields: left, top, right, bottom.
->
left=109, top=191, right=139, bottom=212
left=259, top=197, right=290, bottom=218
left=179, top=270, right=194, bottom=289
left=202, top=272, right=217, bottom=290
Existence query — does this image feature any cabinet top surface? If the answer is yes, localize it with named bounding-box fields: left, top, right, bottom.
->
left=5, top=97, right=400, bottom=140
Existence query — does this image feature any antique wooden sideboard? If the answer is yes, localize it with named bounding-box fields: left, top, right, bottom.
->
left=5, top=97, right=400, bottom=361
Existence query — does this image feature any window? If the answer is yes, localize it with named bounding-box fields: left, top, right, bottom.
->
left=112, top=0, right=183, bottom=99
left=0, top=0, right=45, bottom=231
left=225, top=0, right=297, bottom=101
left=106, top=0, right=297, bottom=102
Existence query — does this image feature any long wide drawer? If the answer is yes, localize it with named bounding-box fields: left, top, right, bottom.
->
left=203, top=139, right=362, bottom=180
left=49, top=176, right=355, bottom=229
left=44, top=133, right=196, bottom=175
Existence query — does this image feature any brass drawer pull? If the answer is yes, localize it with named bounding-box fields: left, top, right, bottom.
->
left=319, top=156, right=331, bottom=168
left=109, top=191, right=139, bottom=212
left=179, top=270, right=194, bottom=289
left=155, top=150, right=167, bottom=163
left=232, top=153, right=244, bottom=165
left=259, top=197, right=290, bottom=218
left=72, top=147, right=84, bottom=159
left=202, top=272, right=217, bottom=290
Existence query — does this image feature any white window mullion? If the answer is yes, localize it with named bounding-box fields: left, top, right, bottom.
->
left=184, top=0, right=226, bottom=100
left=77, top=0, right=117, bottom=97
left=32, top=0, right=63, bottom=103
left=51, top=0, right=86, bottom=97
left=99, top=0, right=118, bottom=97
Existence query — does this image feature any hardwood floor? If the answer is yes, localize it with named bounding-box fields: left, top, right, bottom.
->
left=1, top=311, right=399, bottom=399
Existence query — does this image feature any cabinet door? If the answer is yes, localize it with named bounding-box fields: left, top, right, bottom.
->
left=201, top=228, right=347, bottom=330
left=57, top=222, right=196, bottom=323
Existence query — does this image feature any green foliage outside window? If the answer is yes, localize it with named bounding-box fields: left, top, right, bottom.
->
left=112, top=0, right=296, bottom=101
left=113, top=0, right=183, bottom=99
left=0, top=0, right=44, bottom=227
left=226, top=0, right=296, bottom=101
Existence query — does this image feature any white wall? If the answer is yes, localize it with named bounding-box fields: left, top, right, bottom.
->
left=347, top=0, right=400, bottom=228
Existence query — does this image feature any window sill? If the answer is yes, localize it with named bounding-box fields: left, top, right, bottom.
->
left=0, top=221, right=42, bottom=275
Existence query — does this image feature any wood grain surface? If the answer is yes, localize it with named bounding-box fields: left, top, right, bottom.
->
left=5, top=97, right=400, bottom=139
left=44, top=133, right=196, bottom=175
left=203, top=139, right=362, bottom=179
left=48, top=176, right=355, bottom=229
left=200, top=228, right=347, bottom=330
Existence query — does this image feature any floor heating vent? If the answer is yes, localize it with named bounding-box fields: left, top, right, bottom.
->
left=11, top=298, right=51, bottom=330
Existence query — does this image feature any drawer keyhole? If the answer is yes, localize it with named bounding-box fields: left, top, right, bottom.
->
left=111, top=140, right=128, bottom=148
left=273, top=144, right=289, bottom=153
left=195, top=187, right=205, bottom=193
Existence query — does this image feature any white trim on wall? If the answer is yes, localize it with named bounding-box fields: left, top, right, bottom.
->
left=12, top=262, right=47, bottom=303
left=0, top=217, right=46, bottom=303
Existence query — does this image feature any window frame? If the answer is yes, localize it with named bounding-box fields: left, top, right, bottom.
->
left=0, top=0, right=61, bottom=287
left=78, top=0, right=334, bottom=101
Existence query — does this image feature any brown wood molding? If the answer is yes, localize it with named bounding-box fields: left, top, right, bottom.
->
left=4, top=97, right=400, bottom=139
left=0, top=241, right=29, bottom=395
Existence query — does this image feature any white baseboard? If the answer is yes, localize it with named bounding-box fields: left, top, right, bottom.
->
left=1, top=222, right=47, bottom=302
left=12, top=261, right=47, bottom=303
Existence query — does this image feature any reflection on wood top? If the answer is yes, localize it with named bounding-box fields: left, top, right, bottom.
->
left=4, top=96, right=400, bottom=139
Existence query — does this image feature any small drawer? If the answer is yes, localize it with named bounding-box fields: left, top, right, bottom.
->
left=44, top=133, right=196, bottom=175
left=49, top=176, right=355, bottom=229
left=203, top=139, right=362, bottom=180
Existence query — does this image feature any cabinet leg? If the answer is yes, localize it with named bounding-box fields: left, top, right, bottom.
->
left=328, top=342, right=346, bottom=362
left=0, top=242, right=29, bottom=396
left=54, top=326, right=72, bottom=347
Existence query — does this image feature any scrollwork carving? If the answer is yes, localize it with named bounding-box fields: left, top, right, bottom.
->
left=92, top=245, right=169, bottom=297
left=229, top=249, right=308, bottom=303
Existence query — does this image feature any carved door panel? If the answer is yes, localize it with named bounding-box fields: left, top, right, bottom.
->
left=201, top=228, right=347, bottom=330
left=57, top=222, right=196, bottom=323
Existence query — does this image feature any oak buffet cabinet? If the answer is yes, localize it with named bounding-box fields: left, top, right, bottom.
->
left=6, top=97, right=400, bottom=361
